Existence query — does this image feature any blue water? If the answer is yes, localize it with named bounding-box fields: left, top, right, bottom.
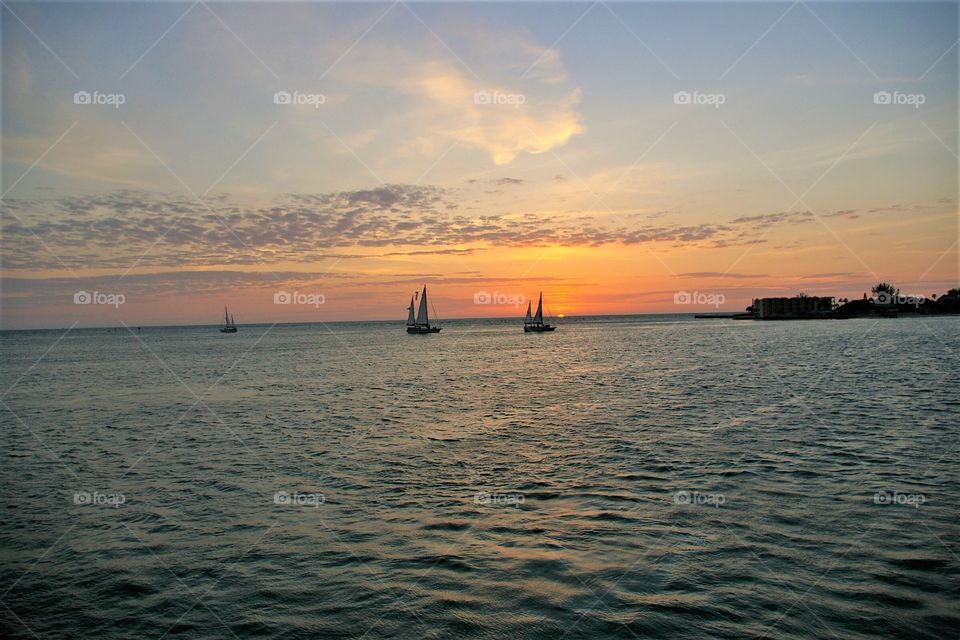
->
left=1, top=315, right=958, bottom=638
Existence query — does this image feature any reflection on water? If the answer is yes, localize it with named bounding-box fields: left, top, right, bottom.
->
left=1, top=315, right=958, bottom=638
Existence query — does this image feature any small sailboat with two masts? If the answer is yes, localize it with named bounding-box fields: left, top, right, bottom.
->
left=406, top=286, right=442, bottom=334
left=220, top=306, right=238, bottom=333
left=524, top=292, right=556, bottom=332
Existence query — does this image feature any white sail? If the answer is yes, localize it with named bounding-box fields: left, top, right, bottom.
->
left=534, top=292, right=543, bottom=324
left=407, top=296, right=416, bottom=325
left=525, top=301, right=532, bottom=324
left=416, top=286, right=429, bottom=326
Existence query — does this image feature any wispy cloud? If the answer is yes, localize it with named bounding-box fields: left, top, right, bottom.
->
left=329, top=22, right=585, bottom=166
left=0, top=186, right=730, bottom=271
left=5, top=187, right=948, bottom=273
left=678, top=271, right=766, bottom=279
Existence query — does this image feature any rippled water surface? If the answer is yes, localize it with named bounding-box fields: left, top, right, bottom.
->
left=2, top=315, right=958, bottom=639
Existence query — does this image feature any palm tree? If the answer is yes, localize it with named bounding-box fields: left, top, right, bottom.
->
left=871, top=282, right=898, bottom=296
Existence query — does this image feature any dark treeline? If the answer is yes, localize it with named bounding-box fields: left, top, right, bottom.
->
left=834, top=284, right=960, bottom=318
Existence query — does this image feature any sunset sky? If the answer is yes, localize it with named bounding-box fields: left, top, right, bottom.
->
left=1, top=1, right=957, bottom=329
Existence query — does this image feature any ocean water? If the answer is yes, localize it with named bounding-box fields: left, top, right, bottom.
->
left=1, top=315, right=958, bottom=639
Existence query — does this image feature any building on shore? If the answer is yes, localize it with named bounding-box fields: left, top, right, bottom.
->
left=751, top=296, right=835, bottom=319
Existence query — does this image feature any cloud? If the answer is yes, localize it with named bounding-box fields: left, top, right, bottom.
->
left=335, top=27, right=585, bottom=166
left=797, top=272, right=864, bottom=279
left=5, top=187, right=945, bottom=274
left=380, top=248, right=483, bottom=257
left=678, top=272, right=766, bottom=279
left=1, top=186, right=744, bottom=271
left=730, top=211, right=814, bottom=227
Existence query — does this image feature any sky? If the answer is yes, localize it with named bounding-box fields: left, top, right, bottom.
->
left=1, top=1, right=957, bottom=329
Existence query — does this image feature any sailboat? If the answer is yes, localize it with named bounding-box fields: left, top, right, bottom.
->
left=406, top=286, right=442, bottom=334
left=220, top=306, right=238, bottom=333
left=524, top=292, right=556, bottom=332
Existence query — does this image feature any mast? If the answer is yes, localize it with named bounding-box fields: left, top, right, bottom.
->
left=230, top=314, right=235, bottom=326
left=416, top=286, right=429, bottom=327
left=407, top=296, right=416, bottom=326
left=224, top=306, right=229, bottom=325
left=534, top=292, right=543, bottom=324
left=524, top=301, right=532, bottom=324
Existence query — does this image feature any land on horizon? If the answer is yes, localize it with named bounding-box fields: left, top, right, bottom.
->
left=6, top=286, right=960, bottom=332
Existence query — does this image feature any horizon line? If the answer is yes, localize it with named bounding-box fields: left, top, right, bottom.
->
left=0, top=310, right=718, bottom=333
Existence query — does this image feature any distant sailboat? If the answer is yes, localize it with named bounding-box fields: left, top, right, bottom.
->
left=406, top=286, right=441, bottom=334
left=524, top=292, right=556, bottom=332
left=220, top=306, right=238, bottom=333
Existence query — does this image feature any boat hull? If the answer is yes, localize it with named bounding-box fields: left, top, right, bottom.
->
left=524, top=325, right=555, bottom=332
left=407, top=326, right=441, bottom=334
left=220, top=327, right=237, bottom=333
